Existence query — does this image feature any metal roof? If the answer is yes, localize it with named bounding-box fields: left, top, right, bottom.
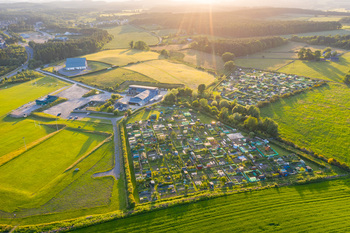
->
left=129, top=85, right=158, bottom=90
left=66, top=58, right=87, bottom=68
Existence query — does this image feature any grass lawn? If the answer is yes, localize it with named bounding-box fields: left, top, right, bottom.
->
left=0, top=128, right=106, bottom=211
left=0, top=117, right=55, bottom=157
left=279, top=52, right=350, bottom=82
left=125, top=60, right=216, bottom=89
left=0, top=76, right=68, bottom=117
left=74, top=178, right=350, bottom=233
left=261, top=82, right=350, bottom=163
left=72, top=67, right=155, bottom=89
left=104, top=25, right=159, bottom=49
left=83, top=49, right=160, bottom=66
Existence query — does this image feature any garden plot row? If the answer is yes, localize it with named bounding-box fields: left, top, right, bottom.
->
left=126, top=108, right=316, bottom=203
left=217, top=70, right=322, bottom=106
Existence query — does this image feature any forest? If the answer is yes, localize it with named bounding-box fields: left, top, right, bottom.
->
left=29, top=28, right=113, bottom=64
left=0, top=45, right=27, bottom=76
left=291, top=34, right=350, bottom=50
left=132, top=13, right=341, bottom=37
left=189, top=36, right=287, bottom=57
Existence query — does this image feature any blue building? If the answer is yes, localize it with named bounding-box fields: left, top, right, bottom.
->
left=65, top=58, right=87, bottom=70
left=36, top=95, right=58, bottom=105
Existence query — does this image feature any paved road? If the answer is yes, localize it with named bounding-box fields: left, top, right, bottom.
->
left=89, top=116, right=123, bottom=180
left=36, top=68, right=110, bottom=94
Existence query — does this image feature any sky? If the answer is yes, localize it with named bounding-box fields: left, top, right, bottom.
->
left=1, top=0, right=350, bottom=10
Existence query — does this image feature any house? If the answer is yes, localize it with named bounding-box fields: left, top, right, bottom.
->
left=65, top=58, right=87, bottom=70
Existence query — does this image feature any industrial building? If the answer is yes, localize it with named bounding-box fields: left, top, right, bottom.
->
left=36, top=95, right=58, bottom=105
left=128, top=85, right=159, bottom=106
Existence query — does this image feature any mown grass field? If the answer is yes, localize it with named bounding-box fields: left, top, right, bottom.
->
left=73, top=67, right=155, bottom=89
left=125, top=60, right=216, bottom=89
left=0, top=76, right=67, bottom=117
left=279, top=52, right=350, bottom=82
left=0, top=117, right=55, bottom=157
left=0, top=129, right=106, bottom=211
left=83, top=49, right=160, bottom=66
left=261, top=82, right=350, bottom=163
left=104, top=25, right=159, bottom=49
left=0, top=80, right=125, bottom=224
left=75, top=178, right=350, bottom=233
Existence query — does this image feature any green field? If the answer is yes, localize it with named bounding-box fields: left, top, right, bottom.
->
left=73, top=67, right=155, bottom=89
left=279, top=52, right=350, bottom=82
left=0, top=117, right=55, bottom=157
left=83, top=49, right=160, bottom=66
left=235, top=41, right=346, bottom=71
left=125, top=60, right=216, bottom=89
left=261, top=82, right=350, bottom=163
left=0, top=129, right=106, bottom=211
left=182, top=49, right=224, bottom=71
left=74, top=178, right=350, bottom=233
left=235, top=58, right=292, bottom=70
left=0, top=76, right=68, bottom=117
left=104, top=25, right=159, bottom=49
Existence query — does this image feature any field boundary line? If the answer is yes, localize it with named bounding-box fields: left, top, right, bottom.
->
left=64, top=135, right=114, bottom=172
left=0, top=126, right=66, bottom=167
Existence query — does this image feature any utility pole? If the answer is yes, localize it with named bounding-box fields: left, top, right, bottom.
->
left=23, top=137, right=27, bottom=151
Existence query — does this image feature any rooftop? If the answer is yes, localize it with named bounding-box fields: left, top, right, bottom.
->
left=66, top=58, right=87, bottom=69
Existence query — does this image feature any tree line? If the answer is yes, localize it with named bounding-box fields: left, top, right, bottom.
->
left=132, top=12, right=341, bottom=38
left=189, top=36, right=287, bottom=57
left=163, top=84, right=279, bottom=137
left=291, top=34, right=350, bottom=50
left=29, top=28, right=113, bottom=64
left=0, top=44, right=27, bottom=76
left=0, top=70, right=42, bottom=86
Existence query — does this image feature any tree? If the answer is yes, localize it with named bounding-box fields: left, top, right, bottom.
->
left=160, top=49, right=170, bottom=58
left=134, top=41, right=149, bottom=51
left=129, top=40, right=134, bottom=49
left=344, top=72, right=350, bottom=84
left=222, top=52, right=235, bottom=62
left=198, top=84, right=206, bottom=94
left=164, top=92, right=176, bottom=104
left=218, top=107, right=229, bottom=120
left=219, top=99, right=230, bottom=109
left=324, top=51, right=332, bottom=59
left=261, top=117, right=279, bottom=136
left=323, top=47, right=332, bottom=53
left=220, top=176, right=227, bottom=186
left=314, top=50, right=321, bottom=61
left=113, top=109, right=119, bottom=116
left=297, top=48, right=305, bottom=60
left=192, top=100, right=200, bottom=108
left=232, top=104, right=246, bottom=115
left=224, top=61, right=236, bottom=73
left=244, top=116, right=258, bottom=131
left=246, top=105, right=260, bottom=118
left=199, top=98, right=208, bottom=109
left=107, top=105, right=114, bottom=113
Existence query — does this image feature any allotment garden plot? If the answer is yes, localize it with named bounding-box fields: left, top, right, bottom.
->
left=216, top=70, right=322, bottom=106
left=126, top=107, right=324, bottom=203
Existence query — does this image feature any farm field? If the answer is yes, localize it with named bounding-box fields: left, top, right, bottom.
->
left=125, top=106, right=332, bottom=203
left=72, top=67, right=155, bottom=89
left=261, top=82, right=350, bottom=163
left=279, top=52, right=350, bottom=82
left=75, top=178, right=350, bottom=233
left=104, top=25, right=159, bottom=49
left=0, top=76, right=68, bottom=117
left=125, top=60, right=216, bottom=89
left=235, top=41, right=346, bottom=71
left=83, top=49, right=160, bottom=66
left=181, top=49, right=225, bottom=71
